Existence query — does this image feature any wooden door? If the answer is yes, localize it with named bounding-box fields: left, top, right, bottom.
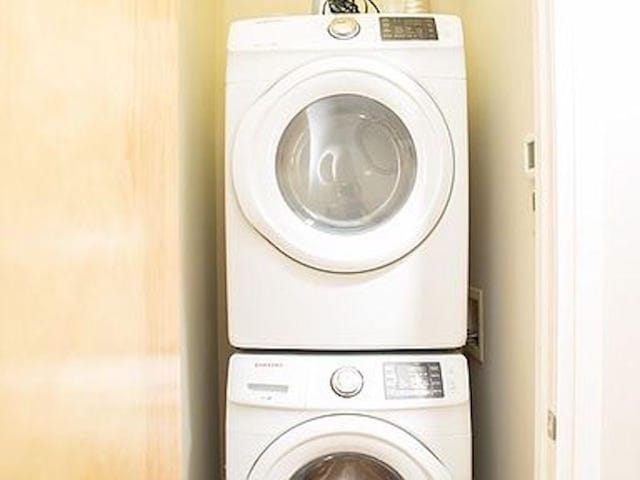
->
left=0, top=1, right=181, bottom=478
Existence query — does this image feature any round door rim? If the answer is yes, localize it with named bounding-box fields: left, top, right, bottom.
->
left=232, top=57, right=455, bottom=273
left=248, top=414, right=452, bottom=480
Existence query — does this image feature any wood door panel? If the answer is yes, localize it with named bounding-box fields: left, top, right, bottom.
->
left=0, top=1, right=181, bottom=478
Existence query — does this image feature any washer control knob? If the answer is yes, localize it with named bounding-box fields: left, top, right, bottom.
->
left=331, top=367, right=364, bottom=398
left=328, top=16, right=361, bottom=40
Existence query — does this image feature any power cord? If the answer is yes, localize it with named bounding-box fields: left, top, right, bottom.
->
left=322, top=0, right=380, bottom=14
left=363, top=0, right=381, bottom=13
left=323, top=0, right=359, bottom=14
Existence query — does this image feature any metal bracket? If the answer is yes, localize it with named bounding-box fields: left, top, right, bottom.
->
left=465, top=287, right=485, bottom=363
left=547, top=410, right=557, bottom=441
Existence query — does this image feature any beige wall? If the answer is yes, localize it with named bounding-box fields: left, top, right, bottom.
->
left=431, top=1, right=537, bottom=479
left=464, top=1, right=536, bottom=475
left=0, top=1, right=182, bottom=478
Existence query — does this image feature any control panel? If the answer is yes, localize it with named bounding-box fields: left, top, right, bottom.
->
left=383, top=362, right=444, bottom=399
left=227, top=15, right=464, bottom=53
left=380, top=17, right=438, bottom=41
left=228, top=353, right=468, bottom=410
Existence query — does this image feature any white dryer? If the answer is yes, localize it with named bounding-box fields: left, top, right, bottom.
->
left=226, top=353, right=471, bottom=479
left=226, top=14, right=468, bottom=349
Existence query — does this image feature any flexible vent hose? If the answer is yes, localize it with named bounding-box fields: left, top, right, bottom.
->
left=403, top=0, right=431, bottom=13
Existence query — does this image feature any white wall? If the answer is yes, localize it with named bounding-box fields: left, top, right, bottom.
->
left=599, top=10, right=640, bottom=477
left=563, top=3, right=640, bottom=478
left=549, top=2, right=640, bottom=478
left=600, top=102, right=640, bottom=477
left=601, top=97, right=640, bottom=477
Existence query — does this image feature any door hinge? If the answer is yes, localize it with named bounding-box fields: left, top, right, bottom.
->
left=547, top=410, right=557, bottom=441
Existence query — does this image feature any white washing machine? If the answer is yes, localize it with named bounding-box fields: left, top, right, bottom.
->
left=226, top=353, right=471, bottom=479
left=226, top=14, right=468, bottom=349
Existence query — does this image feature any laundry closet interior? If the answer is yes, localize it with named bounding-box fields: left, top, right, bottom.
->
left=186, top=0, right=537, bottom=478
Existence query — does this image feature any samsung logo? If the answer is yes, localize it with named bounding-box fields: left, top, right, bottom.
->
left=254, top=362, right=284, bottom=368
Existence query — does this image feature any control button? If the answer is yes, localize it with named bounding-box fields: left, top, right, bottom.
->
left=331, top=367, right=364, bottom=398
left=328, top=17, right=361, bottom=40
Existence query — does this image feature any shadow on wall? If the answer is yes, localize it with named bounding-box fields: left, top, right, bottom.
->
left=181, top=0, right=221, bottom=479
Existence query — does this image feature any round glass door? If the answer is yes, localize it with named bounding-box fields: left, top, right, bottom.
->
left=247, top=414, right=452, bottom=480
left=291, top=452, right=403, bottom=480
left=277, top=94, right=417, bottom=233
left=231, top=57, right=455, bottom=272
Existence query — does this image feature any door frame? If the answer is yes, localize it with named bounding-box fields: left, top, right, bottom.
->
left=534, top=0, right=605, bottom=478
left=533, top=0, right=556, bottom=476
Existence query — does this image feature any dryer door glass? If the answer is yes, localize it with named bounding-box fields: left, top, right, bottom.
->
left=276, top=94, right=417, bottom=233
left=290, top=452, right=404, bottom=480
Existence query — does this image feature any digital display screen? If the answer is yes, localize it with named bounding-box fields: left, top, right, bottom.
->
left=380, top=17, right=438, bottom=41
left=247, top=382, right=289, bottom=393
left=383, top=362, right=444, bottom=399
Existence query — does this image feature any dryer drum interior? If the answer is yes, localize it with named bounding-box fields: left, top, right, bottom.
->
left=276, top=93, right=418, bottom=234
left=290, top=452, right=403, bottom=480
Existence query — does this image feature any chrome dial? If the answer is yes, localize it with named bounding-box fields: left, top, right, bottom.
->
left=330, top=366, right=364, bottom=398
left=328, top=17, right=361, bottom=40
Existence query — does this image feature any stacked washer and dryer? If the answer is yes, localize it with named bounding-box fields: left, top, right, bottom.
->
left=225, top=9, right=470, bottom=480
